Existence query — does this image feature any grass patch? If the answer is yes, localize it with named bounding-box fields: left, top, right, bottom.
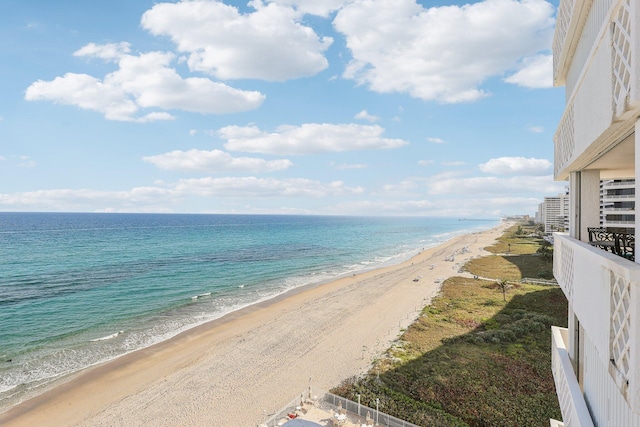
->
left=465, top=255, right=553, bottom=280
left=331, top=223, right=567, bottom=427
left=467, top=224, right=554, bottom=280
left=484, top=224, right=546, bottom=255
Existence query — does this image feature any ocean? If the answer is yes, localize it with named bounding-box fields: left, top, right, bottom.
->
left=0, top=212, right=498, bottom=408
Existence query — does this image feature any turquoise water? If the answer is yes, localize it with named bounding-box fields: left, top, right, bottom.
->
left=0, top=213, right=498, bottom=407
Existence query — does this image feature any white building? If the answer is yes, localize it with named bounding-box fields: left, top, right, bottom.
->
left=601, top=179, right=635, bottom=232
left=551, top=0, right=640, bottom=426
left=539, top=193, right=570, bottom=234
left=536, top=202, right=544, bottom=225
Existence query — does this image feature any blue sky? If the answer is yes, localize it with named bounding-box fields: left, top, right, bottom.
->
left=0, top=0, right=567, bottom=216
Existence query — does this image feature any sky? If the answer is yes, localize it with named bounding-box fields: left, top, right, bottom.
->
left=0, top=0, right=568, bottom=217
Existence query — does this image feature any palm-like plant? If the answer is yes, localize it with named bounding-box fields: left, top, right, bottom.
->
left=496, top=278, right=510, bottom=301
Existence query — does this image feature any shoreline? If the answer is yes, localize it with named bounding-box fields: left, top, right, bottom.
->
left=0, top=221, right=511, bottom=426
left=0, top=221, right=492, bottom=407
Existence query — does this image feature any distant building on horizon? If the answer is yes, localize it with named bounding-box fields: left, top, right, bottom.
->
left=601, top=179, right=635, bottom=233
left=536, top=191, right=569, bottom=234
left=536, top=180, right=636, bottom=235
left=503, top=214, right=530, bottom=222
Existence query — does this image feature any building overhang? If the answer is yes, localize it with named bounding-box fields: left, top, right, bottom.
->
left=556, top=122, right=636, bottom=181
left=553, top=0, right=593, bottom=86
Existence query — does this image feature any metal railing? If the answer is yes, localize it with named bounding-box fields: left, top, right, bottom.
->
left=321, top=391, right=420, bottom=427
left=602, top=207, right=635, bottom=212
left=262, top=388, right=421, bottom=427
left=520, top=277, right=558, bottom=286
left=551, top=326, right=595, bottom=427
left=603, top=180, right=635, bottom=187
left=602, top=194, right=635, bottom=200
left=262, top=393, right=309, bottom=426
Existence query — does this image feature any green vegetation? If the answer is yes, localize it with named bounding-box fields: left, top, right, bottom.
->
left=331, top=223, right=567, bottom=427
left=465, top=224, right=554, bottom=280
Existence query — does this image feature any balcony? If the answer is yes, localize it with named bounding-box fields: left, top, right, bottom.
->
left=603, top=222, right=635, bottom=231
left=553, top=0, right=602, bottom=87
left=553, top=233, right=640, bottom=413
left=552, top=0, right=573, bottom=85
left=603, top=180, right=636, bottom=188
left=602, top=207, right=635, bottom=212
left=551, top=326, right=595, bottom=427
left=554, top=0, right=639, bottom=181
left=602, top=194, right=635, bottom=201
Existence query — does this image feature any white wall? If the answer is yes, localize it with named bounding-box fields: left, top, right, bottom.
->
left=572, top=32, right=614, bottom=163
left=554, top=233, right=640, bottom=414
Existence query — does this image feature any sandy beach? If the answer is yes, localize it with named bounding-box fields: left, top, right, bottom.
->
left=0, top=222, right=511, bottom=427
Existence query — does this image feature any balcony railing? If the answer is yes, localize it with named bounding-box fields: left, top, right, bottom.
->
left=554, top=102, right=575, bottom=179
left=553, top=0, right=638, bottom=180
left=553, top=233, right=640, bottom=412
left=603, top=220, right=635, bottom=226
left=551, top=326, right=595, bottom=427
left=552, top=0, right=574, bottom=84
left=603, top=194, right=635, bottom=200
left=565, top=0, right=616, bottom=96
left=602, top=180, right=636, bottom=188
left=612, top=0, right=632, bottom=118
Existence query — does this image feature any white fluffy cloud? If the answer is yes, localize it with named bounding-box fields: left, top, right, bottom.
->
left=26, top=73, right=143, bottom=122
left=18, top=156, right=36, bottom=168
left=220, top=123, right=408, bottom=154
left=324, top=195, right=545, bottom=217
left=479, top=157, right=552, bottom=175
left=73, top=42, right=132, bottom=62
left=0, top=155, right=36, bottom=167
left=427, top=137, right=445, bottom=144
left=334, top=0, right=554, bottom=103
left=268, top=0, right=348, bottom=17
left=331, top=162, right=368, bottom=170
left=143, top=149, right=293, bottom=173
left=354, top=110, right=379, bottom=122
left=0, top=176, right=364, bottom=212
left=428, top=175, right=563, bottom=195
left=174, top=176, right=364, bottom=198
left=376, top=179, right=422, bottom=196
left=25, top=44, right=265, bottom=121
left=141, top=0, right=332, bottom=81
left=0, top=187, right=178, bottom=212
left=504, top=54, right=553, bottom=88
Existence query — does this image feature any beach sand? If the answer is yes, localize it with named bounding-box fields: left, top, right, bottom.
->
left=0, top=222, right=511, bottom=427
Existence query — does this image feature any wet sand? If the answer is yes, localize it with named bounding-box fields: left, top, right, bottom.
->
left=0, top=222, right=510, bottom=427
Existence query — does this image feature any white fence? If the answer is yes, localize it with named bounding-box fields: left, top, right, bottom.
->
left=520, top=277, right=558, bottom=286
left=262, top=388, right=421, bottom=427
